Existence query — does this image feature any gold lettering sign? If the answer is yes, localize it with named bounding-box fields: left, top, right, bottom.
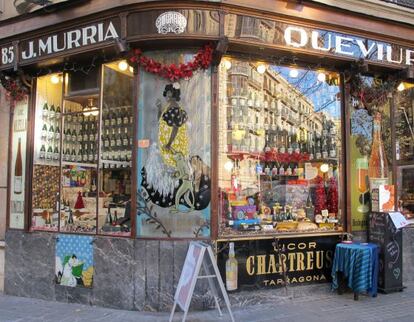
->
left=244, top=241, right=334, bottom=286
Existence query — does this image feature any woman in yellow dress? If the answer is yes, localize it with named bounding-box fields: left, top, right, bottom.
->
left=156, top=83, right=189, bottom=167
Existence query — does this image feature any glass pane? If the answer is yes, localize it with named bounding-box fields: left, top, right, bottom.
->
left=395, top=87, right=414, bottom=161
left=98, top=61, right=133, bottom=236
left=59, top=92, right=99, bottom=233
left=31, top=74, right=62, bottom=231
left=397, top=166, right=414, bottom=219
left=137, top=51, right=211, bottom=238
left=218, top=58, right=343, bottom=237
left=9, top=98, right=28, bottom=229
left=348, top=75, right=394, bottom=231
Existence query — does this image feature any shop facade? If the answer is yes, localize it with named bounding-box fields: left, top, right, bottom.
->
left=1, top=0, right=414, bottom=311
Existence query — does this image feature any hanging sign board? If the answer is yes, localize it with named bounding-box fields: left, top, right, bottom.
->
left=169, top=241, right=234, bottom=322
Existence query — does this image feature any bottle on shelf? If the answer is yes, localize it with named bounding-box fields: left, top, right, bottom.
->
left=14, top=138, right=23, bottom=195
left=41, top=124, right=48, bottom=139
left=39, top=144, right=46, bottom=159
left=116, top=109, right=123, bottom=126
left=226, top=242, right=238, bottom=291
left=55, top=125, right=60, bottom=140
left=46, top=145, right=53, bottom=161
left=122, top=127, right=129, bottom=147
left=53, top=146, right=59, bottom=161
left=123, top=108, right=129, bottom=125
left=42, top=102, right=49, bottom=118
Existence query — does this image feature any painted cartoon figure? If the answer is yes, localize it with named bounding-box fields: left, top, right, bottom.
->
left=60, top=255, right=78, bottom=287
left=170, top=152, right=195, bottom=213
left=156, top=83, right=189, bottom=167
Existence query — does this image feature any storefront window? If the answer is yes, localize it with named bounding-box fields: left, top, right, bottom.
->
left=136, top=51, right=211, bottom=238
left=31, top=74, right=62, bottom=231
left=98, top=61, right=133, bottom=236
left=30, top=61, right=134, bottom=235
left=395, top=86, right=414, bottom=219
left=218, top=57, right=343, bottom=237
left=348, top=75, right=394, bottom=231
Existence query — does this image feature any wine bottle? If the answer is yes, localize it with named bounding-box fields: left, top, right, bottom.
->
left=39, top=144, right=46, bottom=159
left=55, top=125, right=60, bottom=140
left=71, top=148, right=76, bottom=162
left=14, top=138, right=23, bottom=195
left=49, top=104, right=56, bottom=118
left=53, top=146, right=59, bottom=161
left=110, top=128, right=116, bottom=149
left=42, top=102, right=49, bottom=118
left=103, top=129, right=110, bottom=151
left=41, top=124, right=48, bottom=139
left=123, top=108, right=129, bottom=125
left=83, top=127, right=89, bottom=142
left=226, top=242, right=238, bottom=291
left=46, top=145, right=53, bottom=161
left=368, top=112, right=389, bottom=187
left=122, top=127, right=129, bottom=147
left=116, top=109, right=123, bottom=126
left=110, top=110, right=117, bottom=127
left=48, top=124, right=55, bottom=141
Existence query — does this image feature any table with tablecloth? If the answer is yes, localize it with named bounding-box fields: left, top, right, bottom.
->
left=331, top=242, right=379, bottom=298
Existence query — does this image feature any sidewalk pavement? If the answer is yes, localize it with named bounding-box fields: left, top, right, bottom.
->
left=1, top=282, right=414, bottom=322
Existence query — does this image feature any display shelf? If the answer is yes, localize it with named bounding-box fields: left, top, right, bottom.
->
left=62, top=161, right=97, bottom=168
left=34, top=160, right=60, bottom=167
left=216, top=230, right=345, bottom=242
left=100, top=159, right=132, bottom=168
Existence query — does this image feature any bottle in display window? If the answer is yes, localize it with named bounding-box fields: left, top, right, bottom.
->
left=218, top=57, right=343, bottom=236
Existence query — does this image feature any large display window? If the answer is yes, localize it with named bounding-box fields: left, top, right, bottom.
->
left=30, top=60, right=134, bottom=236
left=217, top=57, right=343, bottom=237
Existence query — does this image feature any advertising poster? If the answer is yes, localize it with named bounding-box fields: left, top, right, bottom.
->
left=55, top=234, right=94, bottom=288
left=9, top=98, right=28, bottom=229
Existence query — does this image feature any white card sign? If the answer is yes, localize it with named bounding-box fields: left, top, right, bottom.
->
left=169, top=241, right=234, bottom=322
left=389, top=212, right=409, bottom=229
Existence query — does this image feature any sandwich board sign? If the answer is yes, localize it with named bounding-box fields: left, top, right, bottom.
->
left=169, top=241, right=235, bottom=322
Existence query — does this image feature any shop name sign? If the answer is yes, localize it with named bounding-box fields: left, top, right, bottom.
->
left=0, top=19, right=120, bottom=69
left=245, top=240, right=333, bottom=287
left=217, top=237, right=340, bottom=289
left=283, top=26, right=414, bottom=67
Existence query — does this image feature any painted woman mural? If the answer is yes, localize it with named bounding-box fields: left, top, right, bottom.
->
left=140, top=82, right=210, bottom=217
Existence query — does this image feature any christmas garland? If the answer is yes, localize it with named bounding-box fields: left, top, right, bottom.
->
left=128, top=43, right=214, bottom=82
left=0, top=73, right=28, bottom=104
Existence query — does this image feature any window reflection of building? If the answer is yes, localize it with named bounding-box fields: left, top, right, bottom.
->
left=219, top=58, right=337, bottom=192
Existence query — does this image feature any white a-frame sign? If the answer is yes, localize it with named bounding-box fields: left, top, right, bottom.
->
left=169, top=241, right=235, bottom=322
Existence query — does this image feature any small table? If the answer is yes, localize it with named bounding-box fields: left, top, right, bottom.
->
left=331, top=242, right=379, bottom=300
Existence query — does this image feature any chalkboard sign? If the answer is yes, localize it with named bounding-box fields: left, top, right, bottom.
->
left=369, top=212, right=403, bottom=293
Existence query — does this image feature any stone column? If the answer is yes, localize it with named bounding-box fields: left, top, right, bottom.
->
left=0, top=86, right=10, bottom=241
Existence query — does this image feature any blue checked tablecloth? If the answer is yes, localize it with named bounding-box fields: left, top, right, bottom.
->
left=331, top=242, right=379, bottom=296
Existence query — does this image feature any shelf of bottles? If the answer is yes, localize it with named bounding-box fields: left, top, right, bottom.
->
left=100, top=102, right=133, bottom=169
left=62, top=101, right=99, bottom=166
left=37, top=102, right=62, bottom=164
